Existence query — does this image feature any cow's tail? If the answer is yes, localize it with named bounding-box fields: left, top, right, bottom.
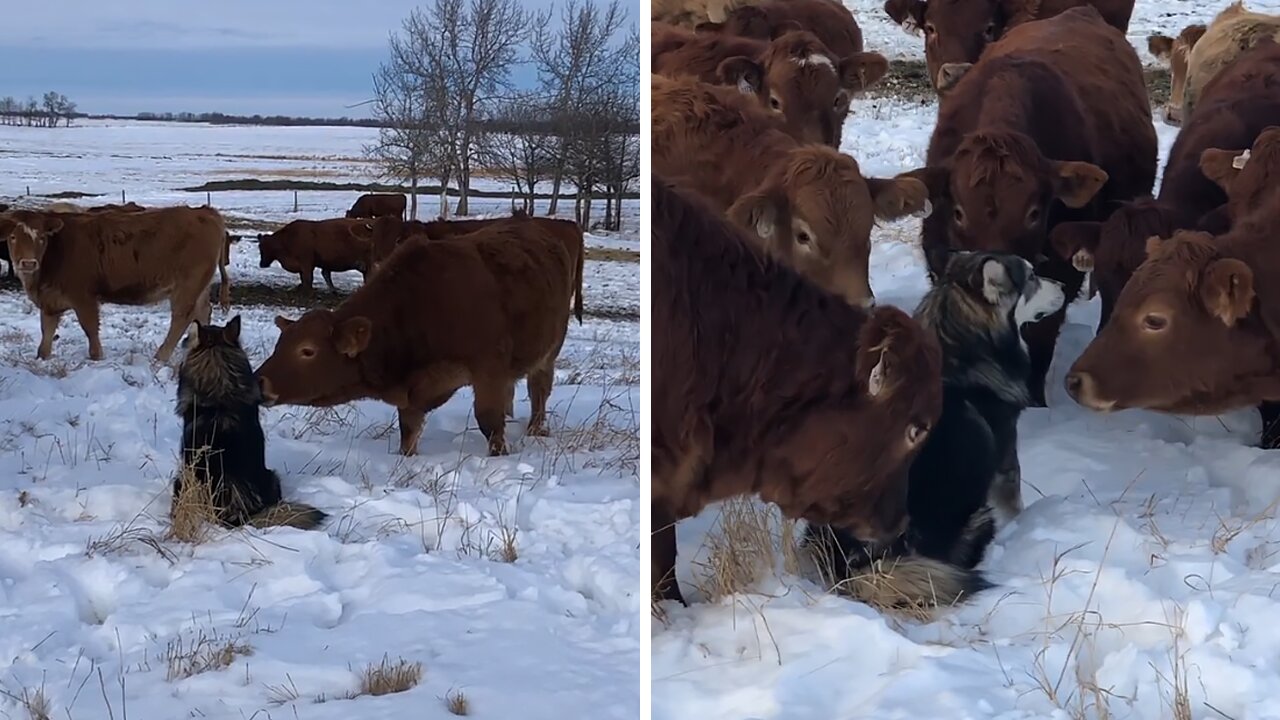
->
left=574, top=235, right=585, bottom=325
left=218, top=236, right=231, bottom=312
left=247, top=501, right=328, bottom=531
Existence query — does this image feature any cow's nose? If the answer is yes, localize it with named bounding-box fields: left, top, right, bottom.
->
left=1064, top=372, right=1087, bottom=402
left=17, top=260, right=37, bottom=272
left=259, top=376, right=278, bottom=405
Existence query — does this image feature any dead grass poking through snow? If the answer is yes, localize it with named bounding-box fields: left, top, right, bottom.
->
left=165, top=628, right=254, bottom=681
left=0, top=684, right=52, bottom=720
left=166, top=459, right=222, bottom=544
left=357, top=656, right=423, bottom=697
left=445, top=688, right=471, bottom=715
left=694, top=498, right=780, bottom=602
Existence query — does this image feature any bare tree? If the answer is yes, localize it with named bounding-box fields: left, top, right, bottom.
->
left=365, top=61, right=436, bottom=220
left=483, top=93, right=557, bottom=213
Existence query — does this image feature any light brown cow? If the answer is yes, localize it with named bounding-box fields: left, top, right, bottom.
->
left=345, top=193, right=407, bottom=220
left=652, top=24, right=888, bottom=146
left=652, top=0, right=763, bottom=27
left=650, top=175, right=943, bottom=604
left=0, top=207, right=226, bottom=362
left=1147, top=23, right=1208, bottom=125
left=257, top=218, right=374, bottom=292
left=1182, top=3, right=1280, bottom=121
left=884, top=0, right=1135, bottom=92
left=695, top=0, right=865, bottom=62
left=256, top=224, right=577, bottom=458
left=652, top=74, right=928, bottom=305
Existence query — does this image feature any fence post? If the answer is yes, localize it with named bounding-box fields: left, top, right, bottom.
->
left=206, top=191, right=211, bottom=206
left=121, top=190, right=126, bottom=203
left=293, top=191, right=299, bottom=213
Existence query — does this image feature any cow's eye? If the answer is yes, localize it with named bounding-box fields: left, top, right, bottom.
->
left=1142, top=313, right=1168, bottom=331
left=769, top=93, right=782, bottom=110
left=906, top=423, right=928, bottom=446
left=299, top=347, right=317, bottom=359
left=984, top=22, right=997, bottom=39
left=953, top=205, right=966, bottom=225
left=924, top=23, right=937, bottom=37
left=1026, top=206, right=1042, bottom=226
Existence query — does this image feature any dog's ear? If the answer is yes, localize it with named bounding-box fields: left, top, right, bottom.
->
left=223, top=315, right=242, bottom=344
left=184, top=321, right=201, bottom=349
left=979, top=257, right=1012, bottom=305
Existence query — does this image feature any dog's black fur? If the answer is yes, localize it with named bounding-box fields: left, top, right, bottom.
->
left=804, top=252, right=1065, bottom=608
left=175, top=316, right=326, bottom=530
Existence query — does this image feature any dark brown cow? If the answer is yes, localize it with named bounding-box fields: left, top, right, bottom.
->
left=1148, top=23, right=1208, bottom=125
left=1065, top=132, right=1280, bottom=420
left=917, top=6, right=1157, bottom=405
left=345, top=193, right=407, bottom=220
left=1050, top=40, right=1280, bottom=330
left=652, top=24, right=888, bottom=146
left=650, top=175, right=943, bottom=604
left=695, top=0, right=865, bottom=62
left=256, top=223, right=578, bottom=458
left=87, top=201, right=146, bottom=213
left=0, top=206, right=226, bottom=362
left=653, top=74, right=928, bottom=305
left=257, top=218, right=374, bottom=292
left=1200, top=120, right=1280, bottom=224
left=884, top=0, right=1135, bottom=92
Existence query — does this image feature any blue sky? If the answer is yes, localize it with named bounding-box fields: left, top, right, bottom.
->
left=0, top=0, right=575, bottom=117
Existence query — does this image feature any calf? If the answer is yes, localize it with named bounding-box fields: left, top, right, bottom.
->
left=917, top=6, right=1157, bottom=405
left=256, top=223, right=578, bottom=458
left=1182, top=3, right=1280, bottom=121
left=651, top=175, right=942, bottom=604
left=1050, top=40, right=1280, bottom=329
left=257, top=218, right=374, bottom=293
left=652, top=24, right=888, bottom=146
left=653, top=74, right=928, bottom=305
left=345, top=193, right=407, bottom=220
left=1148, top=23, right=1208, bottom=125
left=884, top=0, right=1134, bottom=92
left=0, top=206, right=226, bottom=362
left=695, top=0, right=865, bottom=62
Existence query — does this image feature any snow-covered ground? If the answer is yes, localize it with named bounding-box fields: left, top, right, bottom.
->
left=653, top=15, right=1280, bottom=718
left=0, top=122, right=640, bottom=719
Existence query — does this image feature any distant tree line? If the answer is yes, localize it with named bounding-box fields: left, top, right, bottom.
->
left=368, top=0, right=640, bottom=231
left=0, top=92, right=78, bottom=127
left=132, top=111, right=383, bottom=127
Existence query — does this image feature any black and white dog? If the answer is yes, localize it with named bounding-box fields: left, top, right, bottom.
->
left=804, top=252, right=1065, bottom=608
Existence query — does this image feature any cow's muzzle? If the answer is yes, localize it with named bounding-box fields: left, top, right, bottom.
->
left=259, top=376, right=279, bottom=406
left=1065, top=371, right=1116, bottom=412
left=16, top=260, right=38, bottom=273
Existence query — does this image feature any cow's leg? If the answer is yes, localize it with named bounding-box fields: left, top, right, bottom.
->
left=298, top=266, right=314, bottom=294
left=156, top=293, right=203, bottom=363
left=37, top=310, right=62, bottom=360
left=71, top=302, right=103, bottom=361
left=473, top=374, right=510, bottom=456
left=652, top=502, right=686, bottom=606
left=397, top=408, right=426, bottom=457
left=504, top=379, right=516, bottom=418
left=1260, top=403, right=1280, bottom=449
left=526, top=361, right=554, bottom=437
left=321, top=269, right=337, bottom=292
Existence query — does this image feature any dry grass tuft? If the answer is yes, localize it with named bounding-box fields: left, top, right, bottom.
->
left=166, top=456, right=222, bottom=544
left=5, top=685, right=52, bottom=720
left=694, top=498, right=778, bottom=602
left=445, top=688, right=471, bottom=715
left=165, top=629, right=253, bottom=681
left=358, top=656, right=423, bottom=697
left=493, top=525, right=519, bottom=563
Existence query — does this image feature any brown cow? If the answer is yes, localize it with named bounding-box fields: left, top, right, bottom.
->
left=1148, top=23, right=1208, bottom=125
left=257, top=218, right=374, bottom=292
left=1200, top=124, right=1280, bottom=223
left=652, top=0, right=763, bottom=27
left=256, top=224, right=577, bottom=458
left=0, top=206, right=226, bottom=362
left=652, top=24, right=888, bottom=146
left=1183, top=3, right=1280, bottom=121
left=1050, top=40, right=1280, bottom=330
left=695, top=0, right=865, bottom=62
left=88, top=201, right=146, bottom=213
left=345, top=193, right=407, bottom=220
left=916, top=6, right=1157, bottom=405
left=650, top=175, right=943, bottom=604
left=884, top=0, right=1135, bottom=92
left=652, top=74, right=928, bottom=305
left=1065, top=132, right=1280, bottom=420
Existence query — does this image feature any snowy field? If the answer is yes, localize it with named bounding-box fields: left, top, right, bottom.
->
left=653, top=4, right=1280, bottom=717
left=0, top=121, right=640, bottom=718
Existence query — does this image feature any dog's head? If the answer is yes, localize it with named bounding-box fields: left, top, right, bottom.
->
left=934, top=251, right=1066, bottom=328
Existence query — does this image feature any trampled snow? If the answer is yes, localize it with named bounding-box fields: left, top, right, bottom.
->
left=0, top=122, right=640, bottom=718
left=653, top=3, right=1280, bottom=718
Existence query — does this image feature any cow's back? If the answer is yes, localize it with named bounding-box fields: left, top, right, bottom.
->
left=1185, top=6, right=1280, bottom=115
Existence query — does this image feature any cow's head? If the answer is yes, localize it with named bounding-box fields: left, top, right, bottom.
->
left=754, top=30, right=889, bottom=146
left=727, top=145, right=930, bottom=306
left=774, top=305, right=942, bottom=541
left=1066, top=231, right=1273, bottom=415
left=1199, top=127, right=1280, bottom=224
left=927, top=130, right=1108, bottom=261
left=1147, top=24, right=1206, bottom=126
left=1050, top=199, right=1190, bottom=329
left=883, top=0, right=1006, bottom=93
left=347, top=218, right=399, bottom=272
left=256, top=311, right=373, bottom=408
left=0, top=211, right=64, bottom=276
left=257, top=232, right=281, bottom=268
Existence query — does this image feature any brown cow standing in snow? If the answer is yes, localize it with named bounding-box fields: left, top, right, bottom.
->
left=256, top=218, right=374, bottom=293
left=345, top=193, right=407, bottom=220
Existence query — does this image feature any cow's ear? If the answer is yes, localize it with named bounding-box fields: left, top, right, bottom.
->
left=1200, top=258, right=1255, bottom=326
left=769, top=20, right=805, bottom=39
left=857, top=306, right=922, bottom=398
left=839, top=52, right=890, bottom=93
left=1199, top=148, right=1244, bottom=194
left=727, top=6, right=771, bottom=37
left=1196, top=204, right=1232, bottom=234
left=1049, top=221, right=1102, bottom=272
left=715, top=56, right=766, bottom=96
left=223, top=315, right=242, bottom=343
left=1147, top=34, right=1174, bottom=59
left=936, top=62, right=972, bottom=92
left=333, top=317, right=372, bottom=358
left=884, top=0, right=927, bottom=31
left=897, top=166, right=950, bottom=212
left=866, top=175, right=929, bottom=221
left=274, top=315, right=295, bottom=331
left=1052, top=161, right=1108, bottom=208
left=0, top=217, right=13, bottom=237
left=728, top=189, right=788, bottom=242
left=349, top=223, right=375, bottom=241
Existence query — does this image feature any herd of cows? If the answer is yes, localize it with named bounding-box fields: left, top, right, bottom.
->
left=0, top=192, right=588, bottom=463
left=649, top=0, right=1280, bottom=608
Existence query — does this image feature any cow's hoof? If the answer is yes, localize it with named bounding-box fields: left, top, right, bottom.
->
left=487, top=442, right=509, bottom=457
left=526, top=422, right=549, bottom=438
left=89, top=349, right=104, bottom=362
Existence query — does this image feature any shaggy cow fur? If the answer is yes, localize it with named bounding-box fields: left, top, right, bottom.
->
left=175, top=316, right=327, bottom=530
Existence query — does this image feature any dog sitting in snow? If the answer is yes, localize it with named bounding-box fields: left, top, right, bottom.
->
left=174, top=316, right=326, bottom=530
left=803, top=251, right=1064, bottom=608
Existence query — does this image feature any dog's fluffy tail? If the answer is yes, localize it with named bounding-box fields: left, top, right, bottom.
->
left=247, top=501, right=328, bottom=530
left=831, top=554, right=991, bottom=611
